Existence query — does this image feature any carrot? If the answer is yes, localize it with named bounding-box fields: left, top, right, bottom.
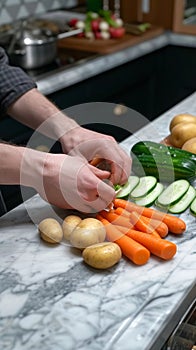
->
left=115, top=207, right=168, bottom=238
left=136, top=215, right=168, bottom=238
left=117, top=225, right=177, bottom=260
left=96, top=214, right=150, bottom=265
left=114, top=198, right=186, bottom=234
left=89, top=157, right=104, bottom=167
left=99, top=210, right=133, bottom=229
left=115, top=207, right=131, bottom=218
left=129, top=211, right=161, bottom=239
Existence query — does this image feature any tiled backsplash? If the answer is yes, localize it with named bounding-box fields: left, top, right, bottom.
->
left=0, top=0, right=78, bottom=25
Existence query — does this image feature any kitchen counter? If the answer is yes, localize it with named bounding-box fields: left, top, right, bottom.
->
left=0, top=92, right=196, bottom=350
left=36, top=31, right=196, bottom=95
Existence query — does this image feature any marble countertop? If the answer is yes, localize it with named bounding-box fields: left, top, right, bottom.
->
left=0, top=92, right=196, bottom=350
left=36, top=31, right=196, bottom=96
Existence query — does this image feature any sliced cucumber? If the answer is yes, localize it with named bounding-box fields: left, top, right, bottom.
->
left=169, top=185, right=196, bottom=214
left=130, top=176, right=157, bottom=199
left=115, top=176, right=139, bottom=199
left=190, top=196, right=196, bottom=216
left=157, top=179, right=190, bottom=207
left=134, top=182, right=164, bottom=207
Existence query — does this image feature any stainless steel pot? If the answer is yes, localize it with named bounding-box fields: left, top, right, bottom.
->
left=7, top=20, right=82, bottom=70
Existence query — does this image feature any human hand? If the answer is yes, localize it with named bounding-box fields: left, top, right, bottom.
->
left=60, top=126, right=132, bottom=186
left=21, top=149, right=115, bottom=213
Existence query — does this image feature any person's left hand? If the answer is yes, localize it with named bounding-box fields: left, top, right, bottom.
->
left=60, top=126, right=132, bottom=186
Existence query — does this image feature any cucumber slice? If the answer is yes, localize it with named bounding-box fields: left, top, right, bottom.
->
left=116, top=176, right=139, bottom=199
left=134, top=183, right=164, bottom=207
left=169, top=185, right=196, bottom=214
left=130, top=176, right=157, bottom=199
left=157, top=179, right=190, bottom=207
left=190, top=196, right=196, bottom=215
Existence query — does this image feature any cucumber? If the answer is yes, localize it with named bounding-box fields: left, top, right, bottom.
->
left=131, top=153, right=196, bottom=182
left=130, top=176, right=157, bottom=199
left=115, top=176, right=139, bottom=199
left=131, top=140, right=196, bottom=163
left=131, top=141, right=196, bottom=182
left=169, top=185, right=196, bottom=214
left=134, top=182, right=164, bottom=207
left=190, top=197, right=196, bottom=215
left=156, top=179, right=190, bottom=207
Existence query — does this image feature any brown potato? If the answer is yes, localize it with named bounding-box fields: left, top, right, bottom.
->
left=169, top=113, right=196, bottom=132
left=62, top=215, right=82, bottom=241
left=170, top=122, right=196, bottom=148
left=70, top=218, right=106, bottom=249
left=38, top=218, right=63, bottom=244
left=82, top=242, right=122, bottom=269
left=182, top=137, right=196, bottom=154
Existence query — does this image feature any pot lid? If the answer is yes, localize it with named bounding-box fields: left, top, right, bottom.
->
left=8, top=18, right=59, bottom=51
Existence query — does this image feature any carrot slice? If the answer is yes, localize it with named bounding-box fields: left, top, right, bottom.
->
left=96, top=214, right=150, bottom=265
left=114, top=198, right=186, bottom=234
left=117, top=225, right=177, bottom=260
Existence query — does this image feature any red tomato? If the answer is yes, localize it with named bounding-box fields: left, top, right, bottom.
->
left=109, top=27, right=125, bottom=38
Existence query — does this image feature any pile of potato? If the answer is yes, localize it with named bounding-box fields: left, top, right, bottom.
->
left=38, top=216, right=121, bottom=270
left=169, top=113, right=196, bottom=153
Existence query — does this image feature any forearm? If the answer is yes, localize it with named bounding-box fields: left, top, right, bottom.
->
left=0, top=143, right=43, bottom=187
left=7, top=88, right=79, bottom=141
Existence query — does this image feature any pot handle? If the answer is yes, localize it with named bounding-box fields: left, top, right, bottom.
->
left=7, top=20, right=23, bottom=55
left=57, top=28, right=83, bottom=40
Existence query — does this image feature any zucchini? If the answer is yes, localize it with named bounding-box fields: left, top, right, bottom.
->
left=131, top=153, right=196, bottom=182
left=156, top=179, right=190, bottom=207
left=115, top=176, right=139, bottom=199
left=169, top=185, right=196, bottom=214
left=190, top=197, right=196, bottom=216
left=131, top=140, right=196, bottom=163
left=130, top=176, right=157, bottom=199
left=134, top=182, right=164, bottom=207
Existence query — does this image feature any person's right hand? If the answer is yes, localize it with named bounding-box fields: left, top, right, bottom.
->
left=21, top=149, right=115, bottom=213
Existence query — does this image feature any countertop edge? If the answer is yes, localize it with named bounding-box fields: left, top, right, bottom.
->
left=36, top=31, right=196, bottom=95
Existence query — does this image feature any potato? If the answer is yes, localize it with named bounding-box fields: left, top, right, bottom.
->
left=62, top=215, right=82, bottom=241
left=70, top=218, right=106, bottom=249
left=182, top=137, right=196, bottom=154
left=38, top=218, right=63, bottom=244
left=170, top=122, right=196, bottom=148
left=169, top=113, right=196, bottom=132
left=82, top=242, right=122, bottom=269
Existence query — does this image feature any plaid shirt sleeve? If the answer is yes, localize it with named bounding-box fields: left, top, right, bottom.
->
left=0, top=47, right=37, bottom=114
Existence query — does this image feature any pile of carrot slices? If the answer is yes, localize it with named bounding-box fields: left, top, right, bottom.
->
left=96, top=198, right=186, bottom=266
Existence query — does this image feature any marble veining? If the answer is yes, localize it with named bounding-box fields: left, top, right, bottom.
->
left=0, top=93, right=196, bottom=350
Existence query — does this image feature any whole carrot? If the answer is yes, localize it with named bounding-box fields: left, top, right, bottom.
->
left=115, top=207, right=131, bottom=218
left=114, top=198, right=186, bottom=234
left=99, top=210, right=133, bottom=229
left=117, top=225, right=177, bottom=260
left=129, top=211, right=161, bottom=239
left=96, top=214, right=150, bottom=265
left=115, top=207, right=168, bottom=238
left=136, top=214, right=168, bottom=238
